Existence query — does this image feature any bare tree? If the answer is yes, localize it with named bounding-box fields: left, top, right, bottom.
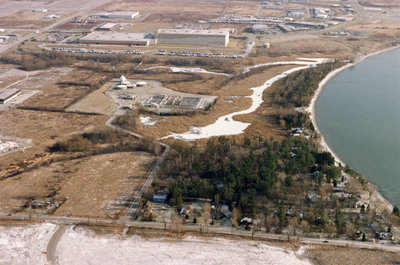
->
left=170, top=212, right=183, bottom=233
left=346, top=222, right=355, bottom=239
left=202, top=202, right=211, bottom=232
left=232, top=207, right=239, bottom=228
left=300, top=220, right=310, bottom=235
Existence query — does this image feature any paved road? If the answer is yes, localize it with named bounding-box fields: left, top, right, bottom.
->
left=46, top=225, right=67, bottom=265
left=1, top=212, right=399, bottom=254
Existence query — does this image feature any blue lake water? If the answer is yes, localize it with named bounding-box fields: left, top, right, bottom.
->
left=316, top=47, right=400, bottom=205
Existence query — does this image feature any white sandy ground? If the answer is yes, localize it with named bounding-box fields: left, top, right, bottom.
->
left=0, top=223, right=57, bottom=265
left=162, top=58, right=332, bottom=141
left=57, top=227, right=311, bottom=265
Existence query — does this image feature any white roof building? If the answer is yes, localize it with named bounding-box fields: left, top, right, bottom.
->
left=79, top=32, right=150, bottom=46
left=33, top=9, right=48, bottom=13
left=156, top=28, right=230, bottom=47
left=93, top=11, right=139, bottom=19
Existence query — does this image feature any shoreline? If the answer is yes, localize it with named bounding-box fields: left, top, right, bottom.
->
left=306, top=44, right=400, bottom=211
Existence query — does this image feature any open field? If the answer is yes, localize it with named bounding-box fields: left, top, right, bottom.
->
left=141, top=12, right=218, bottom=24
left=0, top=10, right=54, bottom=29
left=0, top=151, right=157, bottom=218
left=0, top=67, right=72, bottom=90
left=66, top=81, right=116, bottom=115
left=101, top=0, right=226, bottom=14
left=306, top=245, right=400, bottom=265
left=0, top=109, right=108, bottom=176
left=19, top=70, right=109, bottom=111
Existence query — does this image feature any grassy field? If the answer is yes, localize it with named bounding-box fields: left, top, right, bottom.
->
left=66, top=82, right=116, bottom=115
left=0, top=151, right=157, bottom=219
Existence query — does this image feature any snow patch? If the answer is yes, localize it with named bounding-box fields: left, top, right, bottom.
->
left=57, top=227, right=311, bottom=265
left=139, top=116, right=157, bottom=125
left=0, top=223, right=57, bottom=265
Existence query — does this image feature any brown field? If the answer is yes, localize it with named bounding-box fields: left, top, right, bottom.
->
left=142, top=13, right=218, bottom=24
left=0, top=10, right=52, bottom=29
left=307, top=245, right=400, bottom=265
left=55, top=21, right=102, bottom=31
left=19, top=70, right=109, bottom=110
left=0, top=67, right=73, bottom=90
left=100, top=0, right=259, bottom=15
left=66, top=82, right=116, bottom=115
left=260, top=9, right=286, bottom=17
left=0, top=110, right=108, bottom=175
left=0, top=151, right=157, bottom=219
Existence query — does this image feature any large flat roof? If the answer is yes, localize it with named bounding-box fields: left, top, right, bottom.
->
left=157, top=29, right=230, bottom=36
left=80, top=32, right=153, bottom=42
left=99, top=22, right=119, bottom=29
left=0, top=89, right=21, bottom=100
left=93, top=11, right=139, bottom=18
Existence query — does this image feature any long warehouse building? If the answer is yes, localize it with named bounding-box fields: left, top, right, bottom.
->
left=79, top=32, right=150, bottom=46
left=156, top=29, right=230, bottom=47
left=93, top=11, right=139, bottom=19
left=0, top=89, right=21, bottom=104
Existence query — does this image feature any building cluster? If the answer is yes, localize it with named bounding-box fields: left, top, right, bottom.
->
left=0, top=89, right=21, bottom=104
left=110, top=77, right=217, bottom=112
left=0, top=140, right=18, bottom=153
left=211, top=14, right=330, bottom=34
left=115, top=76, right=144, bottom=89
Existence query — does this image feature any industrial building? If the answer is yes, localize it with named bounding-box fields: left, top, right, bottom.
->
left=93, top=11, right=139, bottom=19
left=0, top=89, right=21, bottom=104
left=156, top=29, right=230, bottom=47
left=97, top=22, right=121, bottom=31
left=79, top=32, right=151, bottom=46
left=33, top=9, right=48, bottom=13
